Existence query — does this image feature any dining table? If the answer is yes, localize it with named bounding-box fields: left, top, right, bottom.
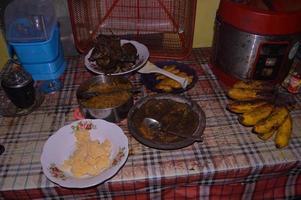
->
left=0, top=48, right=301, bottom=200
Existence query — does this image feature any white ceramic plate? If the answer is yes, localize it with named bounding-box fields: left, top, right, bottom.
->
left=85, top=39, right=149, bottom=75
left=40, top=119, right=129, bottom=188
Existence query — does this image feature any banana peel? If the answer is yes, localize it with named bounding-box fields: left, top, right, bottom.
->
left=227, top=100, right=268, bottom=114
left=257, top=130, right=276, bottom=141
left=275, top=114, right=293, bottom=149
left=253, top=106, right=289, bottom=134
left=239, top=104, right=274, bottom=126
left=227, top=88, right=275, bottom=101
left=226, top=80, right=294, bottom=149
left=233, top=80, right=275, bottom=91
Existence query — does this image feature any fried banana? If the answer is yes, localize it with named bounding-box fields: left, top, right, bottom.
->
left=253, top=106, right=289, bottom=134
left=156, top=78, right=182, bottom=89
left=227, top=100, right=268, bottom=114
left=239, top=104, right=274, bottom=126
left=233, top=80, right=274, bottom=91
left=155, top=65, right=178, bottom=80
left=154, top=67, right=193, bottom=92
left=227, top=88, right=274, bottom=101
left=163, top=65, right=177, bottom=71
left=274, top=114, right=293, bottom=149
left=155, top=84, right=173, bottom=92
left=156, top=69, right=181, bottom=80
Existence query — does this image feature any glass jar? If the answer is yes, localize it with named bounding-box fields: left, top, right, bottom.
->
left=1, top=63, right=36, bottom=109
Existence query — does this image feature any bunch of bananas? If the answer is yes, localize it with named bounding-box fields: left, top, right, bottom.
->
left=227, top=80, right=293, bottom=148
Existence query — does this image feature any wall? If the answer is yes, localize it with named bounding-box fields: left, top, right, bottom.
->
left=0, top=0, right=11, bottom=69
left=193, top=0, right=220, bottom=48
left=0, top=31, right=9, bottom=70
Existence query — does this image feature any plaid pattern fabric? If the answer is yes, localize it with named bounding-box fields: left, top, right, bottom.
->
left=0, top=49, right=301, bottom=200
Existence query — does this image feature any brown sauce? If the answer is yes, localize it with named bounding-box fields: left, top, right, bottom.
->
left=132, top=99, right=199, bottom=143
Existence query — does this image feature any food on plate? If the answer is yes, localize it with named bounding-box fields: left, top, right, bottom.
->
left=275, top=114, right=293, bottom=149
left=154, top=65, right=194, bottom=92
left=62, top=129, right=112, bottom=178
left=79, top=80, right=132, bottom=109
left=155, top=65, right=180, bottom=80
left=239, top=103, right=274, bottom=126
left=88, top=34, right=138, bottom=74
left=226, top=80, right=294, bottom=148
left=253, top=106, right=289, bottom=134
left=227, top=100, right=268, bottom=114
left=132, top=99, right=199, bottom=143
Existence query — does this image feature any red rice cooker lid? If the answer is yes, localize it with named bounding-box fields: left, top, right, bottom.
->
left=217, top=0, right=301, bottom=35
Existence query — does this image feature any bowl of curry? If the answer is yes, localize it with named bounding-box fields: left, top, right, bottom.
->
left=76, top=75, right=134, bottom=122
left=127, top=94, right=206, bottom=150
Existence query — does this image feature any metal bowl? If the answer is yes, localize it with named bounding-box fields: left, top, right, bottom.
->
left=127, top=94, right=206, bottom=150
left=76, top=75, right=134, bottom=122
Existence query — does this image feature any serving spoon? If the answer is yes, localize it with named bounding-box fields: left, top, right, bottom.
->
left=138, top=61, right=188, bottom=89
left=143, top=117, right=202, bottom=142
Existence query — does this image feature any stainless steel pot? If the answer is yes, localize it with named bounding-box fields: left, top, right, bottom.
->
left=76, top=75, right=134, bottom=122
left=212, top=17, right=301, bottom=83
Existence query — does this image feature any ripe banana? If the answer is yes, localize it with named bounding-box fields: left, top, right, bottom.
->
left=227, top=100, right=268, bottom=114
left=257, top=130, right=276, bottom=141
left=227, top=88, right=274, bottom=101
left=239, top=104, right=274, bottom=126
left=275, top=114, right=293, bottom=149
left=253, top=106, right=289, bottom=134
left=233, top=80, right=274, bottom=91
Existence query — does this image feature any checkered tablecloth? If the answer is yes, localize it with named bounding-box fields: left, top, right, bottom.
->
left=0, top=49, right=301, bottom=200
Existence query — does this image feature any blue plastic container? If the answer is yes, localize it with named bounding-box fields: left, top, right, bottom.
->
left=5, top=0, right=57, bottom=43
left=22, top=45, right=66, bottom=80
left=9, top=25, right=59, bottom=63
left=4, top=0, right=66, bottom=83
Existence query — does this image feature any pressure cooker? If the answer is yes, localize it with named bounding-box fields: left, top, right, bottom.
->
left=212, top=0, right=301, bottom=84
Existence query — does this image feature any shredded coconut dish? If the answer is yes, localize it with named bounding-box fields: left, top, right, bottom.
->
left=62, top=129, right=112, bottom=178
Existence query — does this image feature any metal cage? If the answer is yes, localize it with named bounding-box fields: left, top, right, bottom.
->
left=68, top=0, right=197, bottom=59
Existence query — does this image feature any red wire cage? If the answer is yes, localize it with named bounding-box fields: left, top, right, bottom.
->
left=67, top=0, right=197, bottom=59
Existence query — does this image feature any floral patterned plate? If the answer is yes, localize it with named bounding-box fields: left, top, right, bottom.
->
left=40, top=119, right=129, bottom=188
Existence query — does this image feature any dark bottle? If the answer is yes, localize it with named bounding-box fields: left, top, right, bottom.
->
left=1, top=64, right=35, bottom=109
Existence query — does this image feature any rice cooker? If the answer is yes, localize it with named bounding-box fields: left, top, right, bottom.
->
left=212, top=0, right=301, bottom=85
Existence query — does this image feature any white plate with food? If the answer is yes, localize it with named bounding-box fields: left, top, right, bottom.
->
left=85, top=39, right=149, bottom=75
left=40, top=119, right=129, bottom=188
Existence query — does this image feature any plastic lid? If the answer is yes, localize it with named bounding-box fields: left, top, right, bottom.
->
left=1, top=64, right=33, bottom=88
left=4, top=0, right=57, bottom=42
left=217, top=0, right=301, bottom=35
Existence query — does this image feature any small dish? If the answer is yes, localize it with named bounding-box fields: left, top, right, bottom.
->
left=140, top=61, right=197, bottom=93
left=40, top=119, right=129, bottom=188
left=85, top=39, right=149, bottom=75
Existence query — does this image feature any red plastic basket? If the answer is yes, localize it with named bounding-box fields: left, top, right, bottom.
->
left=67, top=0, right=197, bottom=59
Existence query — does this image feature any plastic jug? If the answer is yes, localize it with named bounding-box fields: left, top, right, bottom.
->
left=4, top=0, right=56, bottom=43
